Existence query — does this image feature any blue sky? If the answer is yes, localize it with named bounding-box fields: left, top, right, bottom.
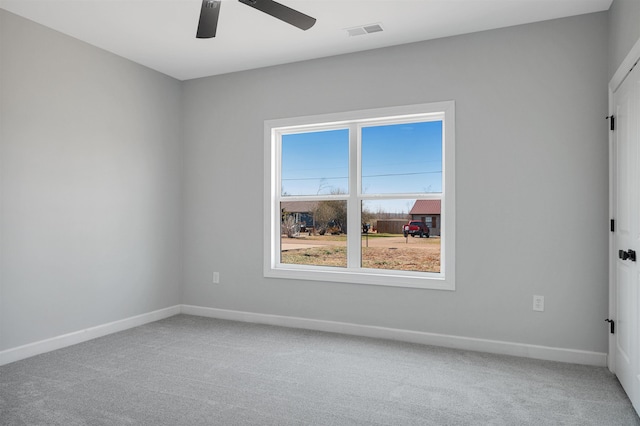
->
left=281, top=121, right=442, bottom=214
left=281, top=128, right=349, bottom=196
left=361, top=121, right=442, bottom=194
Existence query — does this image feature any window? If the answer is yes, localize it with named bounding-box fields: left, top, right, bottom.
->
left=264, top=101, right=455, bottom=289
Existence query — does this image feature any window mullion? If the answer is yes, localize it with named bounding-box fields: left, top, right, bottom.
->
left=347, top=123, right=360, bottom=269
left=272, top=131, right=282, bottom=268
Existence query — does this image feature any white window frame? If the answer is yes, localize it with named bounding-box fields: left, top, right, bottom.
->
left=264, top=101, right=455, bottom=290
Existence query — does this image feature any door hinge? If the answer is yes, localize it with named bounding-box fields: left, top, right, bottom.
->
left=620, top=249, right=637, bottom=262
left=607, top=115, right=615, bottom=131
left=605, top=319, right=615, bottom=334
left=611, top=219, right=615, bottom=232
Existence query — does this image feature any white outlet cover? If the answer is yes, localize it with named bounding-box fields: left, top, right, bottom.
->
left=533, top=295, right=544, bottom=312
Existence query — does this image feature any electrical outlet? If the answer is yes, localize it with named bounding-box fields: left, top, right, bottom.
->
left=213, top=272, right=220, bottom=284
left=533, top=295, right=544, bottom=312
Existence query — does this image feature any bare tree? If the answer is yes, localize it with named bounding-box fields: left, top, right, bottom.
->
left=361, top=206, right=375, bottom=231
left=313, top=201, right=339, bottom=235
left=281, top=211, right=299, bottom=238
left=313, top=189, right=347, bottom=234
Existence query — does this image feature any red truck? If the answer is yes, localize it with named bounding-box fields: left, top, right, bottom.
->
left=403, top=221, right=430, bottom=238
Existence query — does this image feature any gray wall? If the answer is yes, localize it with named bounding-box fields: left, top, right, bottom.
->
left=0, top=10, right=183, bottom=350
left=1, top=8, right=618, bottom=356
left=608, top=0, right=640, bottom=79
left=182, top=12, right=610, bottom=353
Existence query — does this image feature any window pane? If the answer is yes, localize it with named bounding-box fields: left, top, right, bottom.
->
left=281, top=129, right=349, bottom=196
left=361, top=199, right=440, bottom=273
left=280, top=201, right=347, bottom=268
left=361, top=121, right=442, bottom=194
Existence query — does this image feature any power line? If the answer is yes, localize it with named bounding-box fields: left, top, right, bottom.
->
left=283, top=160, right=440, bottom=173
left=282, top=170, right=442, bottom=181
left=364, top=171, right=442, bottom=178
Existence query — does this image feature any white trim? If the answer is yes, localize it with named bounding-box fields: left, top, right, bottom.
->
left=264, top=101, right=455, bottom=290
left=608, top=85, right=617, bottom=373
left=608, top=36, right=640, bottom=374
left=610, top=36, right=640, bottom=93
left=0, top=305, right=181, bottom=366
left=1, top=304, right=606, bottom=367
left=181, top=305, right=607, bottom=367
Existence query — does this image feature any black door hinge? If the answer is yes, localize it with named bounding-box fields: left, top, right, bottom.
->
left=605, top=319, right=615, bottom=334
left=607, top=115, right=615, bottom=131
left=619, top=249, right=637, bottom=262
left=611, top=219, right=615, bottom=232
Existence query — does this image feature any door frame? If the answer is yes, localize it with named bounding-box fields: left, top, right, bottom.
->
left=609, top=36, right=640, bottom=373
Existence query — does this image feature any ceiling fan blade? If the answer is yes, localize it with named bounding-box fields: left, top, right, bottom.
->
left=196, top=0, right=221, bottom=38
left=238, top=0, right=316, bottom=31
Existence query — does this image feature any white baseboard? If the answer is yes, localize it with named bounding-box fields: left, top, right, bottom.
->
left=181, top=304, right=608, bottom=367
left=0, top=304, right=608, bottom=367
left=0, top=305, right=181, bottom=366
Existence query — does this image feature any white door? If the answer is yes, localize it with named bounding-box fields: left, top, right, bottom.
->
left=613, top=61, right=640, bottom=412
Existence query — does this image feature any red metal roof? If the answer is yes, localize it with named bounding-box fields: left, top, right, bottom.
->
left=409, top=200, right=441, bottom=215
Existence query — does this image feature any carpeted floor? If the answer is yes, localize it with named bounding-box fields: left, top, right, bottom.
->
left=1, top=314, right=639, bottom=425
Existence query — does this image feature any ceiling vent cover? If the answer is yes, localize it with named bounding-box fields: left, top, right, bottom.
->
left=346, top=23, right=384, bottom=37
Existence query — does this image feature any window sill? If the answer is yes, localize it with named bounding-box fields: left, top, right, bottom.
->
left=264, top=266, right=454, bottom=290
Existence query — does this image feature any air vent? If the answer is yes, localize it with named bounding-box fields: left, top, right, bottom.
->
left=363, top=24, right=383, bottom=33
left=345, top=23, right=384, bottom=37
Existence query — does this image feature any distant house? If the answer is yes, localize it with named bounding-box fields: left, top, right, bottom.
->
left=280, top=201, right=318, bottom=231
left=409, top=200, right=441, bottom=236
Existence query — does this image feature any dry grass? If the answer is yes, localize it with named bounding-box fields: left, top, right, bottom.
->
left=281, top=246, right=348, bottom=268
left=281, top=235, right=440, bottom=272
left=362, top=246, right=440, bottom=272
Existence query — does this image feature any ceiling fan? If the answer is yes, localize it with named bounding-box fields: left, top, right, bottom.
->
left=196, top=0, right=316, bottom=38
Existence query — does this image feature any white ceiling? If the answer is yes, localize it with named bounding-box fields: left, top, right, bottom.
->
left=1, top=0, right=612, bottom=81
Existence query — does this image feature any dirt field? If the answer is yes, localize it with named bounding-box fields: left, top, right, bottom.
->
left=280, top=233, right=440, bottom=272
